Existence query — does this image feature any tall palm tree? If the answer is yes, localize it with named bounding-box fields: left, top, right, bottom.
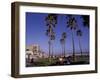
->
left=76, top=29, right=83, bottom=56
left=66, top=15, right=78, bottom=61
left=45, top=14, right=57, bottom=59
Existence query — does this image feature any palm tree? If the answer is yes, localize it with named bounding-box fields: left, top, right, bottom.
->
left=76, top=29, right=83, bottom=57
left=45, top=14, right=57, bottom=59
left=81, top=15, right=89, bottom=28
left=60, top=32, right=67, bottom=57
left=66, top=15, right=78, bottom=61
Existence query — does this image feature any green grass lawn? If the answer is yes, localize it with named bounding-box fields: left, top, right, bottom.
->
left=26, top=55, right=89, bottom=67
left=29, top=58, right=57, bottom=66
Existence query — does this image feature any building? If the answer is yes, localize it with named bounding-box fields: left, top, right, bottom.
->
left=26, top=44, right=48, bottom=62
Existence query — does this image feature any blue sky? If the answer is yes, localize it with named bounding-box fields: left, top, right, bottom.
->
left=26, top=12, right=89, bottom=54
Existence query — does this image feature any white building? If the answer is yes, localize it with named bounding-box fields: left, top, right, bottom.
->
left=26, top=44, right=48, bottom=62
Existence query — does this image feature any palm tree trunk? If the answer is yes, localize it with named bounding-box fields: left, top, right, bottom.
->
left=72, top=31, right=75, bottom=62
left=49, top=28, right=52, bottom=59
left=49, top=39, right=52, bottom=63
left=78, top=37, right=82, bottom=57
left=64, top=41, right=66, bottom=58
left=61, top=43, right=64, bottom=57
left=61, top=44, right=63, bottom=57
left=51, top=41, right=54, bottom=58
left=63, top=44, right=64, bottom=57
left=48, top=39, right=51, bottom=58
